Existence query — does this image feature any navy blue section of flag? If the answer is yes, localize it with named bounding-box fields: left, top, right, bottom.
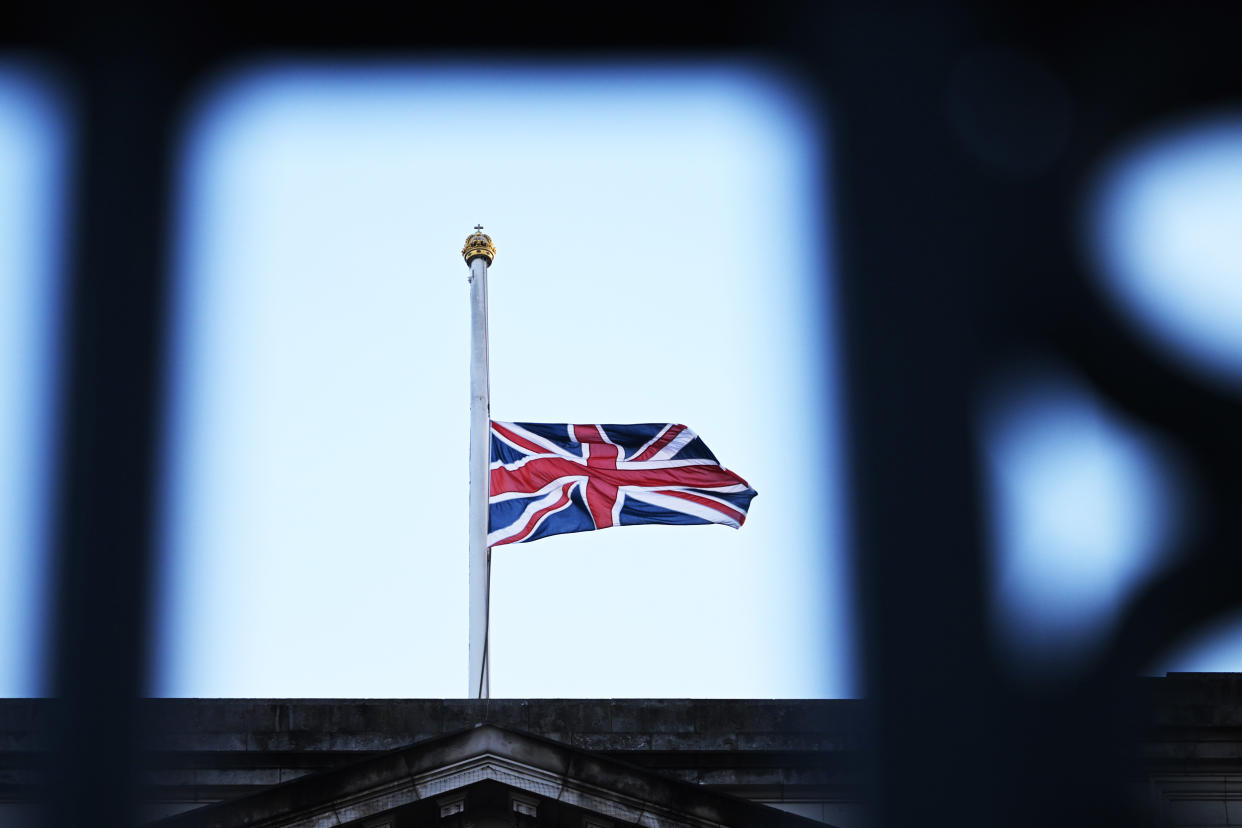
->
left=488, top=422, right=756, bottom=547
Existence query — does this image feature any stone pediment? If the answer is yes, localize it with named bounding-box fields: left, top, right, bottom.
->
left=151, top=723, right=833, bottom=828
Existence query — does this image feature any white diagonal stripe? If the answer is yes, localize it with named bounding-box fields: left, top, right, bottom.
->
left=651, top=427, right=698, bottom=461
left=487, top=478, right=586, bottom=545
left=623, top=488, right=742, bottom=528
left=493, top=422, right=580, bottom=462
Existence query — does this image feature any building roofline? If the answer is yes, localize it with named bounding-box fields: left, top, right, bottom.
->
left=152, top=722, right=835, bottom=828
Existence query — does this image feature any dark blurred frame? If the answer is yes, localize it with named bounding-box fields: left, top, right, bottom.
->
left=5, top=3, right=1242, bottom=826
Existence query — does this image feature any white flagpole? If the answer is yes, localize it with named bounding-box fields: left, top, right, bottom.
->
left=463, top=226, right=495, bottom=699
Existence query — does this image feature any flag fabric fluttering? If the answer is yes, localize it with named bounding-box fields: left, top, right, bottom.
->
left=487, top=421, right=757, bottom=547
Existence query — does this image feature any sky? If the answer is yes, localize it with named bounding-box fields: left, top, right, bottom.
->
left=152, top=62, right=848, bottom=698
left=2, top=61, right=1241, bottom=698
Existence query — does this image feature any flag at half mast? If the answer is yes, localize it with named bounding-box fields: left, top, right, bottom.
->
left=488, top=421, right=757, bottom=547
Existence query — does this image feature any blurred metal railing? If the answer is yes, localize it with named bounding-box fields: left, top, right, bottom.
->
left=5, top=4, right=1242, bottom=827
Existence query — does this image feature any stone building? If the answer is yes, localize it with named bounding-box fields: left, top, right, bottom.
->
left=1, top=699, right=865, bottom=828
left=3, top=675, right=1241, bottom=827
left=1143, top=674, right=1242, bottom=826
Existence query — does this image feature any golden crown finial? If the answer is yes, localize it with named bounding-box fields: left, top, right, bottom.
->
left=462, top=225, right=496, bottom=266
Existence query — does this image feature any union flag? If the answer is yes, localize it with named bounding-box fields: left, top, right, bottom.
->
left=487, top=421, right=757, bottom=547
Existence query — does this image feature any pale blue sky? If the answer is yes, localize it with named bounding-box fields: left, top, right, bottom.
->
left=154, top=62, right=848, bottom=698
left=3, top=63, right=1242, bottom=698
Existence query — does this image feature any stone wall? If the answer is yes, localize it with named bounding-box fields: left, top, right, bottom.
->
left=1142, top=675, right=1242, bottom=827
left=7, top=680, right=1240, bottom=827
left=0, top=698, right=867, bottom=826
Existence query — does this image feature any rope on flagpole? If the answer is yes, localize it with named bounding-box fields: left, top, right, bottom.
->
left=477, top=547, right=491, bottom=699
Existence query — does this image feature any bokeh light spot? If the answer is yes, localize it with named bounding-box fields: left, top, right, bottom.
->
left=980, top=368, right=1185, bottom=680
left=1088, top=115, right=1242, bottom=388
left=0, top=66, right=67, bottom=697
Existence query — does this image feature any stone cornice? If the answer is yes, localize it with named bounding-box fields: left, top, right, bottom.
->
left=151, top=724, right=829, bottom=828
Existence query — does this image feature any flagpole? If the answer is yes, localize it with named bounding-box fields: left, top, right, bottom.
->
left=463, top=227, right=496, bottom=699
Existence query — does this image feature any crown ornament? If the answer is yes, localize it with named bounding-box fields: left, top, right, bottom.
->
left=462, top=225, right=496, bottom=266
